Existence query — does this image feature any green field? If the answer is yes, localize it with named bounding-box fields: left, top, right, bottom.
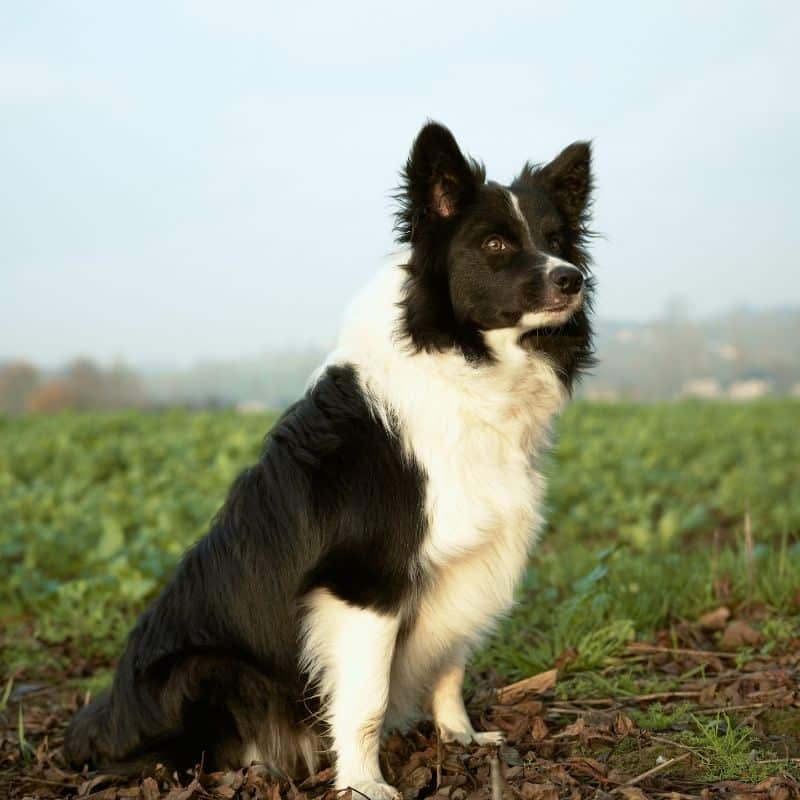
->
left=2, top=402, right=798, bottom=672
left=1, top=401, right=799, bottom=794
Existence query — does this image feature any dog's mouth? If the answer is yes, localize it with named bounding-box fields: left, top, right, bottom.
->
left=516, top=296, right=582, bottom=331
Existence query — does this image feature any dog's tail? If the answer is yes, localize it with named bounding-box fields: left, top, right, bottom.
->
left=63, top=689, right=112, bottom=766
left=63, top=689, right=139, bottom=774
left=64, top=686, right=182, bottom=777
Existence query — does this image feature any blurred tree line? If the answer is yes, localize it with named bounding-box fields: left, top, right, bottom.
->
left=2, top=307, right=798, bottom=414
left=0, top=359, right=144, bottom=416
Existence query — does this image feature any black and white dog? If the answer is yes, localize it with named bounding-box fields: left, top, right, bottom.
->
left=65, top=122, right=595, bottom=800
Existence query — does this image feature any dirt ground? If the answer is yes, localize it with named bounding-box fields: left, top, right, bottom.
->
left=2, top=615, right=799, bottom=800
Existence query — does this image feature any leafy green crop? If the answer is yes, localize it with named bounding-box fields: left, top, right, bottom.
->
left=1, top=401, right=798, bottom=678
left=0, top=411, right=273, bottom=645
left=548, top=399, right=800, bottom=547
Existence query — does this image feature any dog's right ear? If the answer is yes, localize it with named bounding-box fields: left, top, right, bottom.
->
left=395, top=122, right=482, bottom=243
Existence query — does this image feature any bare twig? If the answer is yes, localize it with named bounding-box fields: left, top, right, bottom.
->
left=626, top=643, right=736, bottom=660
left=435, top=733, right=442, bottom=789
left=744, top=509, right=754, bottom=603
left=489, top=748, right=510, bottom=800
left=650, top=735, right=703, bottom=755
left=613, top=752, right=691, bottom=790
left=560, top=690, right=702, bottom=706
left=691, top=702, right=764, bottom=715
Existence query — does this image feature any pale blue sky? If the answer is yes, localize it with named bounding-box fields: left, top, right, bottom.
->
left=2, top=1, right=798, bottom=366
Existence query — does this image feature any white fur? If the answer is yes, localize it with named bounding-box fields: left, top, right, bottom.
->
left=304, top=255, right=572, bottom=793
left=507, top=189, right=533, bottom=245
left=300, top=588, right=401, bottom=798
left=430, top=655, right=503, bottom=745
left=242, top=725, right=319, bottom=776
left=518, top=303, right=579, bottom=329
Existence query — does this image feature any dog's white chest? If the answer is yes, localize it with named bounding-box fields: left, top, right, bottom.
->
left=420, top=417, right=542, bottom=568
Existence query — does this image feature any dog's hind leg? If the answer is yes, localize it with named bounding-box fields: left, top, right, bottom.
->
left=301, top=589, right=401, bottom=800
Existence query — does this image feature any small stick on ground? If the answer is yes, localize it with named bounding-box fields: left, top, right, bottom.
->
left=649, top=735, right=704, bottom=755
left=435, top=733, right=442, bottom=789
left=691, top=702, right=764, bottom=715
left=744, top=510, right=755, bottom=604
left=560, top=690, right=703, bottom=707
left=612, top=752, right=691, bottom=791
left=489, top=748, right=508, bottom=800
left=626, top=643, right=737, bottom=660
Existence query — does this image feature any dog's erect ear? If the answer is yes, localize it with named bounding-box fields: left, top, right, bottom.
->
left=516, top=141, right=593, bottom=227
left=395, top=122, right=482, bottom=243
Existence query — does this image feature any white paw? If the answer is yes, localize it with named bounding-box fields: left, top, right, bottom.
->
left=439, top=727, right=505, bottom=746
left=345, top=779, right=402, bottom=800
left=472, top=730, right=505, bottom=746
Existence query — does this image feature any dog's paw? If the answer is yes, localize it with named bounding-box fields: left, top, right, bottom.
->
left=345, top=779, right=402, bottom=800
left=439, top=726, right=505, bottom=747
left=471, top=730, right=505, bottom=746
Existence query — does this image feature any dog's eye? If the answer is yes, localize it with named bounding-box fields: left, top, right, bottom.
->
left=548, top=236, right=562, bottom=254
left=482, top=236, right=507, bottom=252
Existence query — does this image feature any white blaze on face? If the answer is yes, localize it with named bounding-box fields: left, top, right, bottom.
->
left=506, top=189, right=584, bottom=331
left=506, top=189, right=533, bottom=247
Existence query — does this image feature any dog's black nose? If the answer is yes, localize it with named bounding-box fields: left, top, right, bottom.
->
left=549, top=265, right=583, bottom=296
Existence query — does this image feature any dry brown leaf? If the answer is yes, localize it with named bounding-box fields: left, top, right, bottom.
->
left=566, top=757, right=608, bottom=782
left=165, top=776, right=202, bottom=800
left=495, top=700, right=543, bottom=717
left=617, top=788, right=650, bottom=800
left=520, top=781, right=558, bottom=800
left=530, top=717, right=548, bottom=742
left=753, top=775, right=799, bottom=800
left=558, top=718, right=587, bottom=738
left=78, top=774, right=121, bottom=797
left=698, top=682, right=717, bottom=704
left=613, top=713, right=636, bottom=737
left=720, top=620, right=764, bottom=650
left=697, top=606, right=731, bottom=630
left=300, top=767, right=335, bottom=789
left=141, top=777, right=160, bottom=800
left=495, top=669, right=557, bottom=704
left=398, top=765, right=432, bottom=800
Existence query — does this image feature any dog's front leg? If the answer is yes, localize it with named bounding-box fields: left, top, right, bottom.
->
left=303, top=590, right=401, bottom=800
left=431, top=650, right=504, bottom=747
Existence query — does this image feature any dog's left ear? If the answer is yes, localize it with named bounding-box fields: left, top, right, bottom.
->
left=516, top=142, right=593, bottom=227
left=396, top=122, right=481, bottom=243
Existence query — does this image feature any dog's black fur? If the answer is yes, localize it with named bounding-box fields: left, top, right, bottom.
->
left=64, top=364, right=426, bottom=774
left=64, top=121, right=595, bottom=778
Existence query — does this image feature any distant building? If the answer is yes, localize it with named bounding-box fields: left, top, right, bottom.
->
left=728, top=379, right=771, bottom=400
left=682, top=378, right=722, bottom=399
left=713, top=343, right=739, bottom=361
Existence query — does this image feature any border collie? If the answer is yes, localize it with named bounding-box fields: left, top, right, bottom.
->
left=65, top=122, right=595, bottom=800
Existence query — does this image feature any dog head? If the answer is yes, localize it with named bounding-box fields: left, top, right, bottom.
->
left=396, top=122, right=595, bottom=387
